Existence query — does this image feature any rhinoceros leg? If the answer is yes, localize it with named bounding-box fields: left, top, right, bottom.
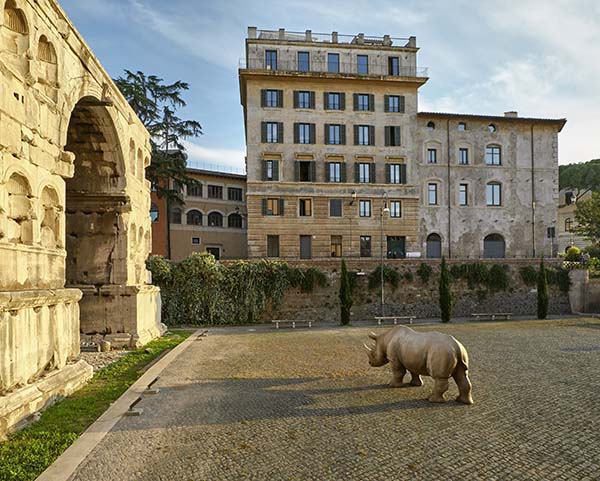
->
left=389, top=362, right=406, bottom=388
left=409, top=373, right=423, bottom=386
left=453, top=366, right=474, bottom=405
left=429, top=378, right=449, bottom=403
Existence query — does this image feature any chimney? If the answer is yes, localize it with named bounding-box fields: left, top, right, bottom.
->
left=504, top=111, right=518, bottom=117
left=247, top=26, right=257, bottom=39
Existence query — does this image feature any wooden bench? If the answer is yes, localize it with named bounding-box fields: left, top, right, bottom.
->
left=374, top=316, right=415, bottom=326
left=272, top=320, right=314, bottom=329
left=471, top=312, right=512, bottom=321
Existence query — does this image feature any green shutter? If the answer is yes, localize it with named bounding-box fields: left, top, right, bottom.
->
left=384, top=126, right=391, bottom=146
left=324, top=162, right=330, bottom=182
left=369, top=94, right=375, bottom=112
left=294, top=161, right=300, bottom=181
left=340, top=92, right=346, bottom=110
left=353, top=93, right=358, bottom=111
left=400, top=164, right=407, bottom=184
left=278, top=90, right=284, bottom=107
left=384, top=94, right=389, bottom=113
left=340, top=125, right=346, bottom=145
left=394, top=126, right=401, bottom=146
left=323, top=92, right=329, bottom=109
left=262, top=198, right=267, bottom=215
left=273, top=160, right=279, bottom=181
left=353, top=125, right=359, bottom=145
left=261, top=122, right=267, bottom=143
left=309, top=91, right=315, bottom=109
left=261, top=89, right=267, bottom=107
left=278, top=122, right=284, bottom=143
left=310, top=124, right=316, bottom=144
left=399, top=95, right=405, bottom=113
left=370, top=163, right=376, bottom=184
left=262, top=160, right=267, bottom=180
left=369, top=126, right=375, bottom=146
left=293, top=91, right=299, bottom=108
left=279, top=199, right=285, bottom=216
left=293, top=123, right=299, bottom=143
left=354, top=163, right=360, bottom=183
left=341, top=163, right=347, bottom=183
left=385, top=164, right=391, bottom=183
left=324, top=124, right=330, bottom=144
left=310, top=161, right=316, bottom=181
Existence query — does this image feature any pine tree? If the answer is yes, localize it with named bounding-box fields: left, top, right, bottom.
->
left=537, top=257, right=549, bottom=319
left=439, top=257, right=452, bottom=323
left=339, top=259, right=353, bottom=325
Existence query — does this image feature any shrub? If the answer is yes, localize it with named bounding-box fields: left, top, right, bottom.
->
left=339, top=259, right=353, bottom=325
left=583, top=244, right=600, bottom=259
left=565, top=246, right=581, bottom=261
left=546, top=267, right=571, bottom=293
left=288, top=267, right=328, bottom=293
left=439, top=257, right=452, bottom=323
left=403, top=270, right=414, bottom=282
left=487, top=264, right=509, bottom=291
left=417, top=263, right=433, bottom=283
left=368, top=265, right=400, bottom=290
left=537, top=257, right=549, bottom=319
left=519, top=265, right=538, bottom=285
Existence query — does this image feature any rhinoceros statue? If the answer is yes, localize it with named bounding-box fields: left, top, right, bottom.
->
left=364, top=326, right=473, bottom=404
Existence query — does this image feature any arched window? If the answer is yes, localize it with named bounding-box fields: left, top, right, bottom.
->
left=458, top=122, right=466, bottom=131
left=228, top=213, right=243, bottom=229
left=426, top=121, right=435, bottom=131
left=186, top=209, right=202, bottom=226
left=486, top=182, right=502, bottom=206
left=150, top=203, right=159, bottom=223
left=37, top=35, right=56, bottom=63
left=6, top=173, right=33, bottom=244
left=2, top=1, right=29, bottom=76
left=565, top=218, right=573, bottom=232
left=488, top=124, right=496, bottom=133
left=426, top=233, right=442, bottom=258
left=3, top=1, right=28, bottom=34
left=484, top=234, right=505, bottom=259
left=40, top=186, right=61, bottom=248
left=208, top=212, right=223, bottom=227
left=486, top=145, right=502, bottom=165
left=171, top=207, right=182, bottom=224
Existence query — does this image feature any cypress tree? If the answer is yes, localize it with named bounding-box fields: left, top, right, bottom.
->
left=537, top=257, right=549, bottom=319
left=439, top=257, right=453, bottom=323
left=339, top=258, right=352, bottom=325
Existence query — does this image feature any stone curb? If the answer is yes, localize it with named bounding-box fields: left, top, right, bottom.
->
left=35, top=329, right=205, bottom=481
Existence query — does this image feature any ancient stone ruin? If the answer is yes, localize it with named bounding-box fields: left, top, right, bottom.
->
left=0, top=0, right=163, bottom=436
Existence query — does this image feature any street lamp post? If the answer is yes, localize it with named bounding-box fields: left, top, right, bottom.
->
left=380, top=192, right=390, bottom=317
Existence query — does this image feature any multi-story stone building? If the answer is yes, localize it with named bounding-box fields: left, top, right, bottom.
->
left=239, top=28, right=566, bottom=260
left=150, top=167, right=247, bottom=261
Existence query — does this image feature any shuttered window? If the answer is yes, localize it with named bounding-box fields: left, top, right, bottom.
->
left=262, top=89, right=283, bottom=108
left=384, top=126, right=401, bottom=146
left=384, top=95, right=405, bottom=113
left=263, top=159, right=279, bottom=181
left=294, top=123, right=315, bottom=144
left=355, top=125, right=373, bottom=145
left=389, top=200, right=402, bottom=218
left=330, top=199, right=342, bottom=217
left=263, top=198, right=284, bottom=216
left=262, top=122, right=283, bottom=143
left=386, top=163, right=406, bottom=184
left=359, top=200, right=371, bottom=217
left=325, top=92, right=344, bottom=110
left=294, top=91, right=315, bottom=109
left=354, top=93, right=374, bottom=111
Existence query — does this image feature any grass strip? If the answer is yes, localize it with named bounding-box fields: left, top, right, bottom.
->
left=0, top=330, right=193, bottom=481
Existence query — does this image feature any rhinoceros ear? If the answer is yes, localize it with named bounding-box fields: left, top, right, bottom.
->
left=368, top=332, right=378, bottom=341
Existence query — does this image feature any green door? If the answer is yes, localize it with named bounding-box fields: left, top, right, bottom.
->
left=387, top=236, right=406, bottom=259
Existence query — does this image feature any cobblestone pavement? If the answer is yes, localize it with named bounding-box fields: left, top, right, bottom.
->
left=71, top=318, right=600, bottom=480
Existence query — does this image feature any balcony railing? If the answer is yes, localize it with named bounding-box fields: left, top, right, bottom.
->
left=239, top=57, right=428, bottom=78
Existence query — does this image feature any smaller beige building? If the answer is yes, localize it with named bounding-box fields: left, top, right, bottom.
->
left=557, top=189, right=592, bottom=253
left=151, top=168, right=247, bottom=261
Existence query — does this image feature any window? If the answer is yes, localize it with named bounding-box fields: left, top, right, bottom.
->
left=356, top=94, right=370, bottom=111
left=296, top=161, right=315, bottom=182
left=187, top=183, right=202, bottom=197
left=459, top=148, right=469, bottom=165
left=426, top=233, right=442, bottom=258
left=264, top=159, right=278, bottom=181
left=208, top=185, right=223, bottom=199
left=265, top=50, right=277, bottom=70
left=327, top=124, right=342, bottom=145
left=486, top=182, right=502, bottom=206
left=389, top=200, right=401, bottom=218
left=486, top=145, right=502, bottom=165
left=428, top=183, right=438, bottom=205
left=263, top=89, right=282, bottom=108
left=388, top=56, right=400, bottom=75
left=297, top=51, right=310, bottom=71
left=300, top=235, right=312, bottom=259
left=484, top=234, right=505, bottom=259
left=187, top=209, right=202, bottom=226
left=228, top=187, right=243, bottom=202
left=150, top=203, right=159, bottom=222
left=565, top=192, right=574, bottom=205
left=357, top=55, right=368, bottom=74
left=458, top=122, right=466, bottom=131
left=359, top=200, right=371, bottom=217
left=191, top=237, right=200, bottom=245
left=387, top=236, right=406, bottom=259
left=263, top=122, right=282, bottom=143
left=360, top=236, right=372, bottom=257
left=328, top=53, right=340, bottom=73
left=171, top=207, right=182, bottom=224
left=356, top=125, right=372, bottom=145
left=228, top=213, right=243, bottom=228
left=295, top=123, right=314, bottom=144
left=299, top=198, right=312, bottom=216
left=386, top=95, right=403, bottom=113
left=265, top=198, right=281, bottom=216
left=330, top=198, right=342, bottom=217
left=208, top=212, right=223, bottom=227
left=427, top=121, right=435, bottom=130
left=296, top=91, right=312, bottom=109
left=459, top=183, right=468, bottom=206
left=267, top=235, right=280, bottom=257
left=488, top=124, right=496, bottom=133
left=329, top=162, right=342, bottom=182
left=565, top=218, right=573, bottom=232
left=359, top=163, right=371, bottom=183
left=326, top=92, right=342, bottom=110
left=385, top=126, right=401, bottom=146
left=206, top=247, right=220, bottom=260
left=173, top=180, right=184, bottom=193
left=387, top=163, right=406, bottom=184
left=331, top=236, right=342, bottom=257
left=427, top=148, right=437, bottom=164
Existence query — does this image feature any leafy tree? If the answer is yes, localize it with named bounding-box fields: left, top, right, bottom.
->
left=339, top=259, right=353, bottom=325
left=114, top=70, right=202, bottom=202
left=537, top=257, right=549, bottom=320
left=439, top=257, right=452, bottom=323
left=574, top=192, right=600, bottom=244
left=559, top=159, right=600, bottom=199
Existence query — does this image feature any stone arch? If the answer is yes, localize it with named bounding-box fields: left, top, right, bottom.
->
left=6, top=172, right=33, bottom=244
left=208, top=211, right=224, bottom=227
left=36, top=34, right=58, bottom=100
left=483, top=233, right=505, bottom=259
left=426, top=232, right=442, bottom=258
left=228, top=212, right=243, bottom=229
left=1, top=0, right=29, bottom=77
left=186, top=209, right=202, bottom=226
left=40, top=185, right=62, bottom=248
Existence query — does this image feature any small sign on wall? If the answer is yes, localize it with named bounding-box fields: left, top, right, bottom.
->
left=406, top=252, right=422, bottom=258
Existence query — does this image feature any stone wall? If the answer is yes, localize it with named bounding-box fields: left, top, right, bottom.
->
left=266, top=259, right=571, bottom=321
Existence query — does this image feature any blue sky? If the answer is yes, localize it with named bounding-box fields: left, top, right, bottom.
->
left=60, top=0, right=600, bottom=169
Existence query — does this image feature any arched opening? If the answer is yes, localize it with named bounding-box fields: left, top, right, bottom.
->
left=186, top=209, right=202, bottom=226
left=426, top=121, right=435, bottom=130
left=228, top=213, right=243, bottom=229
left=483, top=234, right=505, bottom=259
left=208, top=211, right=223, bottom=227
left=150, top=203, right=159, bottom=223
left=40, top=186, right=62, bottom=248
left=426, top=233, right=442, bottom=258
left=2, top=0, right=29, bottom=76
left=6, top=172, right=33, bottom=245
left=171, top=207, right=182, bottom=224
left=36, top=35, right=58, bottom=101
left=64, top=97, right=126, bottom=287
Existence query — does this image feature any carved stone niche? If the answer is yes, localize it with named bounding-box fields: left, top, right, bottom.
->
left=40, top=186, right=62, bottom=248
left=6, top=173, right=34, bottom=245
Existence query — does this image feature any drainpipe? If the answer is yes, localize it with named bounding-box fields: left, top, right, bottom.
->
left=447, top=119, right=452, bottom=258
left=531, top=125, right=536, bottom=258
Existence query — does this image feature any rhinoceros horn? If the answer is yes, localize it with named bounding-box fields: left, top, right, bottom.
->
left=368, top=332, right=378, bottom=340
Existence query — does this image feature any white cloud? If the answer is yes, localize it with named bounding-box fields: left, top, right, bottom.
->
left=183, top=141, right=246, bottom=171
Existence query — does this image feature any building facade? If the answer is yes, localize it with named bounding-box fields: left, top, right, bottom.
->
left=557, top=189, right=592, bottom=253
left=239, top=28, right=566, bottom=260
left=150, top=168, right=247, bottom=261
